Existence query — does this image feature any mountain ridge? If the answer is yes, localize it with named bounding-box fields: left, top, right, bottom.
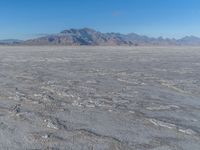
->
left=2, top=28, right=200, bottom=46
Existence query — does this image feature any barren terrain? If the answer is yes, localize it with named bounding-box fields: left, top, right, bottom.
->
left=0, top=46, right=200, bottom=150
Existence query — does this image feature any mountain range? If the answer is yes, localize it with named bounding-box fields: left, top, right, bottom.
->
left=1, top=28, right=200, bottom=46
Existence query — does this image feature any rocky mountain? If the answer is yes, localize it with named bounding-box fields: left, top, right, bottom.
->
left=24, top=28, right=131, bottom=46
left=2, top=28, right=200, bottom=46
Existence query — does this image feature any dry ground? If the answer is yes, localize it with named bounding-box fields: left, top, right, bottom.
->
left=0, top=46, right=200, bottom=150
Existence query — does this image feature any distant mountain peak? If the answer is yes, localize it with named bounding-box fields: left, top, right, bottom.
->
left=60, top=28, right=97, bottom=34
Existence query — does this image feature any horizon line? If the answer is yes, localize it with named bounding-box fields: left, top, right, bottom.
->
left=0, top=27, right=199, bottom=41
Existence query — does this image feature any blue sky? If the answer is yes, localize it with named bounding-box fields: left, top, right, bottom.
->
left=0, top=0, right=199, bottom=40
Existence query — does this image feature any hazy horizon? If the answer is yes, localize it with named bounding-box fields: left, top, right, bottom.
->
left=1, top=28, right=199, bottom=41
left=0, top=0, right=199, bottom=40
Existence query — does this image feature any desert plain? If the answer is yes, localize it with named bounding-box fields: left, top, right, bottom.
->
left=0, top=46, right=199, bottom=150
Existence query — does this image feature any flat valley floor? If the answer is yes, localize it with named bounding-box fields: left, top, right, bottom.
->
left=0, top=46, right=200, bottom=150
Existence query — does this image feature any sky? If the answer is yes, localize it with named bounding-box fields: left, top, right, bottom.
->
left=0, top=0, right=199, bottom=40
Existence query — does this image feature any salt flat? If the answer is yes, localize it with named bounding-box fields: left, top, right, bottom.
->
left=0, top=46, right=200, bottom=150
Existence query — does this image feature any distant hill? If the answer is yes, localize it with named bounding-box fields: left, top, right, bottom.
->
left=2, top=28, right=200, bottom=46
left=177, top=36, right=200, bottom=46
left=0, top=39, right=23, bottom=45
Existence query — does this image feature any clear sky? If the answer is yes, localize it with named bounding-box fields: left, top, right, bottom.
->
left=0, top=0, right=199, bottom=40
